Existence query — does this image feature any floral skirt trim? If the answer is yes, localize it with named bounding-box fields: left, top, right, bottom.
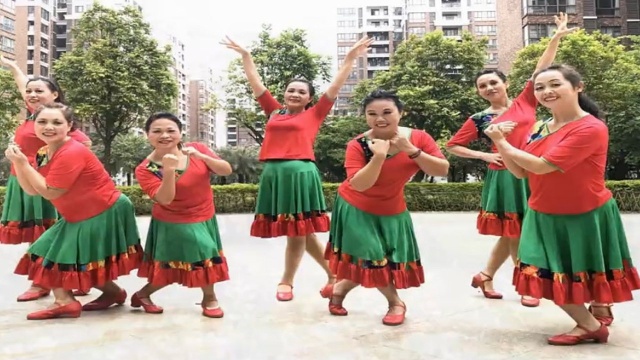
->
left=324, top=244, right=424, bottom=289
left=250, top=211, right=330, bottom=238
left=14, top=245, right=143, bottom=292
left=0, top=219, right=57, bottom=245
left=513, top=259, right=640, bottom=305
left=137, top=252, right=230, bottom=288
left=477, top=210, right=522, bottom=238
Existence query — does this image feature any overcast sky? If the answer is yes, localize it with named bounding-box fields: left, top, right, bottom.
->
left=134, top=0, right=379, bottom=81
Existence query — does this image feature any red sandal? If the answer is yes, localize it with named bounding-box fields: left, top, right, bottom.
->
left=471, top=272, right=503, bottom=299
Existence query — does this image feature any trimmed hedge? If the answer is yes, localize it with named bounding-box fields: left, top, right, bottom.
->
left=2, top=181, right=640, bottom=214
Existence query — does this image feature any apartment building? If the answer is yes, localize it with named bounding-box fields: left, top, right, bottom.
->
left=497, top=0, right=640, bottom=72
left=225, top=97, right=262, bottom=147
left=14, top=0, right=54, bottom=77
left=335, top=0, right=499, bottom=114
left=0, top=0, right=16, bottom=61
left=55, top=0, right=141, bottom=59
left=188, top=79, right=216, bottom=149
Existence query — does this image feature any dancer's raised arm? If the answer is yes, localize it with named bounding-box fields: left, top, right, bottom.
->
left=531, top=13, right=576, bottom=77
left=324, top=36, right=373, bottom=100
left=0, top=55, right=28, bottom=100
left=220, top=36, right=267, bottom=97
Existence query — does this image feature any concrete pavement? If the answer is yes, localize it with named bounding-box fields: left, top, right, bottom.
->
left=1, top=213, right=639, bottom=359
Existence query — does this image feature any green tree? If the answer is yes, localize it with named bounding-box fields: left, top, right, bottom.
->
left=111, top=133, right=152, bottom=184
left=352, top=31, right=489, bottom=181
left=314, top=115, right=368, bottom=182
left=215, top=145, right=262, bottom=184
left=224, top=24, right=332, bottom=144
left=53, top=4, right=177, bottom=174
left=0, top=68, right=22, bottom=137
left=509, top=30, right=640, bottom=179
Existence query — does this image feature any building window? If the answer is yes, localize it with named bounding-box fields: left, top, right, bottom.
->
left=596, top=0, right=620, bottom=16
left=474, top=11, right=496, bottom=19
left=41, top=8, right=49, bottom=21
left=409, top=27, right=427, bottom=35
left=75, top=5, right=84, bottom=13
left=337, top=20, right=356, bottom=28
left=337, top=46, right=350, bottom=55
left=408, top=12, right=427, bottom=20
left=525, top=24, right=556, bottom=44
left=600, top=26, right=621, bottom=36
left=40, top=65, right=48, bottom=77
left=525, top=0, right=576, bottom=15
left=27, top=64, right=33, bottom=75
left=337, top=33, right=358, bottom=41
left=41, top=23, right=49, bottom=34
left=487, top=38, right=498, bottom=48
left=337, top=8, right=356, bottom=16
left=443, top=27, right=460, bottom=36
left=27, top=6, right=34, bottom=13
left=0, top=36, right=14, bottom=53
left=475, top=25, right=497, bottom=35
left=408, top=0, right=427, bottom=5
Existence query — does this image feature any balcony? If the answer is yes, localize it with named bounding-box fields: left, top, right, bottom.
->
left=441, top=0, right=462, bottom=8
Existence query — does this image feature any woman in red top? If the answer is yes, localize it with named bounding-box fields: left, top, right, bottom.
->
left=321, top=90, right=449, bottom=326
left=446, top=13, right=574, bottom=307
left=6, top=103, right=142, bottom=320
left=133, top=112, right=233, bottom=317
left=221, top=35, right=373, bottom=301
left=0, top=55, right=92, bottom=301
left=484, top=64, right=640, bottom=345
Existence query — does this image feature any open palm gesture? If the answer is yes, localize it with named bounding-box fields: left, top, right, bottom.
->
left=346, top=36, right=374, bottom=59
left=220, top=36, right=249, bottom=56
left=553, top=12, right=578, bottom=38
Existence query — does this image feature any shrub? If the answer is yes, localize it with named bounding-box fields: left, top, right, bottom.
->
left=1, top=181, right=639, bottom=214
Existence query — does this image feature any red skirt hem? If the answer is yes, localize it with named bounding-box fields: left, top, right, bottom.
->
left=512, top=260, right=640, bottom=305
left=324, top=244, right=424, bottom=289
left=251, top=212, right=330, bottom=238
left=137, top=258, right=230, bottom=288
left=477, top=211, right=521, bottom=238
left=0, top=219, right=56, bottom=245
left=14, top=245, right=143, bottom=292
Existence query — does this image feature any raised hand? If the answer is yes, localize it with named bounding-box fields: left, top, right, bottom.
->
left=346, top=36, right=374, bottom=59
left=553, top=12, right=578, bottom=38
left=0, top=55, right=16, bottom=67
left=219, top=36, right=249, bottom=56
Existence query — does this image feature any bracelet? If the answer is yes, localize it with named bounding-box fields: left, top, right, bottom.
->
left=409, top=149, right=422, bottom=159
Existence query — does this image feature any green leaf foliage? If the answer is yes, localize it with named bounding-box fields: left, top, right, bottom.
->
left=52, top=4, right=177, bottom=174
left=224, top=24, right=332, bottom=144
left=314, top=115, right=369, bottom=182
left=0, top=68, right=22, bottom=137
left=509, top=30, right=640, bottom=179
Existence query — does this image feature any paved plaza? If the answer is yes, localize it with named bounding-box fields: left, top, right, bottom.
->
left=1, top=213, right=639, bottom=359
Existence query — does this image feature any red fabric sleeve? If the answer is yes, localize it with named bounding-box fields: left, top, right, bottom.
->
left=256, top=90, right=282, bottom=116
left=134, top=162, right=162, bottom=198
left=45, top=147, right=85, bottom=190
left=446, top=119, right=478, bottom=147
left=415, top=130, right=446, bottom=159
left=344, top=139, right=367, bottom=179
left=190, top=142, right=220, bottom=159
left=542, top=122, right=608, bottom=172
left=514, top=81, right=537, bottom=109
left=69, top=130, right=90, bottom=143
left=311, top=94, right=336, bottom=125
